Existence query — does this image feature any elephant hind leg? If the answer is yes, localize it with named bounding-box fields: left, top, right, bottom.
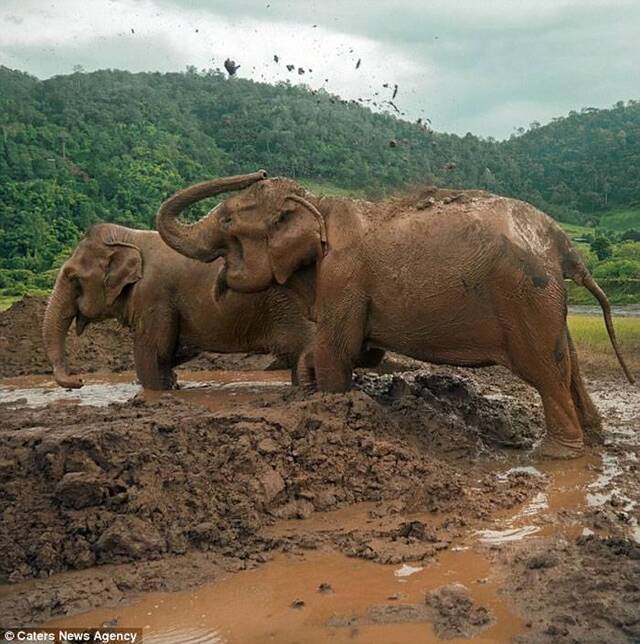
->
left=508, top=325, right=584, bottom=458
left=536, top=380, right=585, bottom=458
left=568, top=332, right=603, bottom=445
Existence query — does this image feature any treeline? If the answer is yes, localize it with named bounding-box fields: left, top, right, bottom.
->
left=1, top=65, right=639, bottom=293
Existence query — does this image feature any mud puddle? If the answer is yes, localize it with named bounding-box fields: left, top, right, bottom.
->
left=47, top=549, right=523, bottom=644
left=477, top=455, right=600, bottom=544
left=0, top=370, right=290, bottom=410
left=44, top=452, right=606, bottom=643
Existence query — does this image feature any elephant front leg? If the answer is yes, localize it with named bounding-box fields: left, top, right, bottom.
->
left=134, top=342, right=178, bottom=390
left=314, top=302, right=367, bottom=393
left=315, top=340, right=354, bottom=392
left=302, top=340, right=383, bottom=390
left=133, top=320, right=179, bottom=390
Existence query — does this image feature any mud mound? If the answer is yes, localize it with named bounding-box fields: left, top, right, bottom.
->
left=0, top=296, right=280, bottom=378
left=0, top=371, right=543, bottom=586
left=356, top=370, right=543, bottom=449
left=505, top=535, right=640, bottom=643
left=0, top=296, right=133, bottom=377
left=327, top=583, right=493, bottom=638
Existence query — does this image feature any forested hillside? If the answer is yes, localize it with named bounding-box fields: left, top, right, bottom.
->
left=1, top=65, right=639, bottom=302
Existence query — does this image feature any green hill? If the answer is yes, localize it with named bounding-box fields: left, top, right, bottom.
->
left=1, top=65, right=639, bottom=302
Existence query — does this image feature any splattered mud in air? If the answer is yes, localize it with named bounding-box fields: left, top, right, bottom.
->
left=0, top=298, right=638, bottom=642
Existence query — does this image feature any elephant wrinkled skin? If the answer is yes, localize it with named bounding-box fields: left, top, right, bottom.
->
left=156, top=173, right=634, bottom=458
left=42, top=223, right=316, bottom=390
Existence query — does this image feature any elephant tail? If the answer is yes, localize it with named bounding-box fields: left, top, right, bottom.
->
left=564, top=247, right=635, bottom=384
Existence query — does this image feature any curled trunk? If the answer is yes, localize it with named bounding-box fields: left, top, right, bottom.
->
left=42, top=272, right=83, bottom=388
left=156, top=170, right=267, bottom=261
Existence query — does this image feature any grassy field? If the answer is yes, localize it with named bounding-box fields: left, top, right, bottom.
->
left=598, top=206, right=640, bottom=232
left=0, top=295, right=22, bottom=311
left=560, top=222, right=594, bottom=238
left=568, top=314, right=640, bottom=375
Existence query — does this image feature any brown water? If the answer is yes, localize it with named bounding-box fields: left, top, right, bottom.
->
left=0, top=369, right=291, bottom=411
left=46, top=549, right=523, bottom=644
left=43, top=451, right=604, bottom=644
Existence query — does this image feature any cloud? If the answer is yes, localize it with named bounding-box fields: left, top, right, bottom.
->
left=1, top=0, right=638, bottom=138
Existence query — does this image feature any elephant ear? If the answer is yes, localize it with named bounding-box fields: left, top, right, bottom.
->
left=267, top=195, right=326, bottom=285
left=104, top=243, right=143, bottom=305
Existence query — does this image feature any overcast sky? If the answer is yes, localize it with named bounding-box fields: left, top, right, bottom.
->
left=1, top=0, right=638, bottom=139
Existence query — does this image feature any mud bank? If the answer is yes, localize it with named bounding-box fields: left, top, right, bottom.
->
left=0, top=296, right=282, bottom=379
left=0, top=367, right=546, bottom=627
left=35, top=374, right=640, bottom=643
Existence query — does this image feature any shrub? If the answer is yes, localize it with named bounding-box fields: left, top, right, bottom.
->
left=593, top=258, right=640, bottom=280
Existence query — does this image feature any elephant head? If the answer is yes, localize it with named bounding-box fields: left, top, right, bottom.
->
left=156, top=172, right=326, bottom=293
left=42, top=224, right=143, bottom=388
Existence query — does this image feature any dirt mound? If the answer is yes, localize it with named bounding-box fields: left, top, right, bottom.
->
left=0, top=370, right=543, bottom=591
left=356, top=370, right=543, bottom=449
left=0, top=296, right=280, bottom=379
left=327, top=582, right=493, bottom=638
left=425, top=583, right=493, bottom=639
left=0, top=296, right=133, bottom=378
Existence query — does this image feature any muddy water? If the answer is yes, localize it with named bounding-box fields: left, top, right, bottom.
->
left=476, top=455, right=601, bottom=544
left=0, top=370, right=291, bottom=411
left=47, top=550, right=522, bottom=644
left=44, top=454, right=605, bottom=643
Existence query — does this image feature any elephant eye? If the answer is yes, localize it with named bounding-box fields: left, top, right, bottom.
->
left=220, top=214, right=232, bottom=228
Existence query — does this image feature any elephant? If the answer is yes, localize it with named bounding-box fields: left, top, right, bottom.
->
left=42, top=222, right=317, bottom=390
left=155, top=171, right=634, bottom=458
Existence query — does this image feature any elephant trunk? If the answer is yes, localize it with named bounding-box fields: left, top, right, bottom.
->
left=42, top=271, right=83, bottom=388
left=156, top=170, right=267, bottom=261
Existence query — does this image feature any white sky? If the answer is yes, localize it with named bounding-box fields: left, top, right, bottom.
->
left=1, top=0, right=638, bottom=138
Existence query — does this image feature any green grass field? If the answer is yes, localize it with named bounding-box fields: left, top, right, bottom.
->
left=560, top=222, right=594, bottom=238
left=0, top=295, right=21, bottom=311
left=598, top=206, right=640, bottom=232
left=568, top=314, right=640, bottom=373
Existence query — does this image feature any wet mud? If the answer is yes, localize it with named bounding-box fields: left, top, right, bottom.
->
left=0, top=297, right=638, bottom=642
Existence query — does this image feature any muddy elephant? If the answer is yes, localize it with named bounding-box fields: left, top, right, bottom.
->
left=42, top=222, right=318, bottom=390
left=156, top=171, right=634, bottom=458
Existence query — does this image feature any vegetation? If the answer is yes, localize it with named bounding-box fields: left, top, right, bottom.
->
left=597, top=207, right=640, bottom=232
left=1, top=65, right=640, bottom=303
left=568, top=314, right=640, bottom=373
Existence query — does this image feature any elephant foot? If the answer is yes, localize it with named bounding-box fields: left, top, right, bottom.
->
left=534, top=436, right=584, bottom=460
left=54, top=368, right=84, bottom=389
left=294, top=351, right=317, bottom=390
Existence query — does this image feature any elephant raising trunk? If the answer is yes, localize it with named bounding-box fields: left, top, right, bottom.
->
left=156, top=170, right=268, bottom=262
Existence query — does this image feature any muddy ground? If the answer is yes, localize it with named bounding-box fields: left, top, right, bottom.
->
left=0, top=297, right=638, bottom=642
left=0, top=296, right=279, bottom=378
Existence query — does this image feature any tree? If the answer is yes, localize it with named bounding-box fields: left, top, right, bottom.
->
left=590, top=234, right=613, bottom=261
